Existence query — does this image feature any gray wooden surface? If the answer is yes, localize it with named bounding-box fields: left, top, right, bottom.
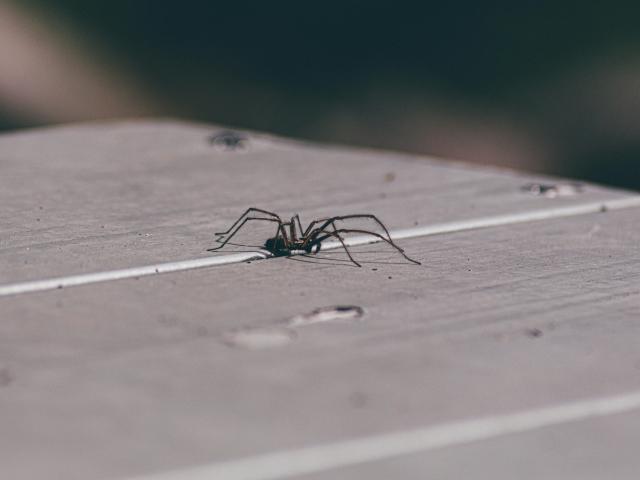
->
left=1, top=120, right=640, bottom=479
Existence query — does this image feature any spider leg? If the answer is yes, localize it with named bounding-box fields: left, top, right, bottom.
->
left=332, top=223, right=360, bottom=267
left=267, top=221, right=286, bottom=255
left=308, top=221, right=361, bottom=267
left=279, top=222, right=291, bottom=246
left=292, top=214, right=304, bottom=238
left=311, top=228, right=420, bottom=265
left=334, top=228, right=421, bottom=265
left=308, top=215, right=398, bottom=250
left=207, top=217, right=283, bottom=251
left=215, top=208, right=282, bottom=236
left=308, top=232, right=362, bottom=267
left=305, top=217, right=365, bottom=237
left=306, top=233, right=359, bottom=266
left=330, top=215, right=400, bottom=250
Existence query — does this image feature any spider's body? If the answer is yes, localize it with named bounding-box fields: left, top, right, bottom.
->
left=264, top=230, right=310, bottom=256
left=208, top=208, right=420, bottom=267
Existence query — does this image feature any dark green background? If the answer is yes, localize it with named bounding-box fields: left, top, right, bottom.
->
left=4, top=1, right=640, bottom=189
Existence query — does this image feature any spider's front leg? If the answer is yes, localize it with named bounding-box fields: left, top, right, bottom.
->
left=308, top=215, right=397, bottom=250
left=306, top=221, right=362, bottom=267
left=301, top=217, right=332, bottom=237
left=333, top=228, right=421, bottom=265
left=292, top=214, right=304, bottom=238
left=329, top=214, right=400, bottom=250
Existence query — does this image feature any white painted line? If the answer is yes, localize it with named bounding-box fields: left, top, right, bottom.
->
left=2, top=196, right=640, bottom=297
left=128, top=390, right=640, bottom=480
left=322, top=196, right=640, bottom=249
left=0, top=252, right=270, bottom=297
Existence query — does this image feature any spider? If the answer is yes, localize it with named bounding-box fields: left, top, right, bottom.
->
left=207, top=207, right=421, bottom=267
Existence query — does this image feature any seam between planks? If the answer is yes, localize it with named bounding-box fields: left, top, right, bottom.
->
left=127, top=389, right=640, bottom=480
left=1, top=196, right=640, bottom=297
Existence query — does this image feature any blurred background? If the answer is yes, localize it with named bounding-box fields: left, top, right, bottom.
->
left=1, top=1, right=639, bottom=189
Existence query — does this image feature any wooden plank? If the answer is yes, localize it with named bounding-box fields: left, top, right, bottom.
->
left=3, top=196, right=640, bottom=297
left=0, top=120, right=633, bottom=284
left=1, top=207, right=640, bottom=479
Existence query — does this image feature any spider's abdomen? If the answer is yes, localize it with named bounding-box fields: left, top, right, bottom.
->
left=264, top=236, right=290, bottom=256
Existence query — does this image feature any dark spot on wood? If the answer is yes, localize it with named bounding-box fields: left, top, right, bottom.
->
left=209, top=130, right=249, bottom=151
left=288, top=305, right=364, bottom=327
left=526, top=328, right=543, bottom=338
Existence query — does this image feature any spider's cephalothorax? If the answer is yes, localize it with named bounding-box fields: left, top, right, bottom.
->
left=208, top=207, right=420, bottom=267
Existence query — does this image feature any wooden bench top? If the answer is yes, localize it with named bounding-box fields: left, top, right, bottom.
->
left=1, top=120, right=639, bottom=479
